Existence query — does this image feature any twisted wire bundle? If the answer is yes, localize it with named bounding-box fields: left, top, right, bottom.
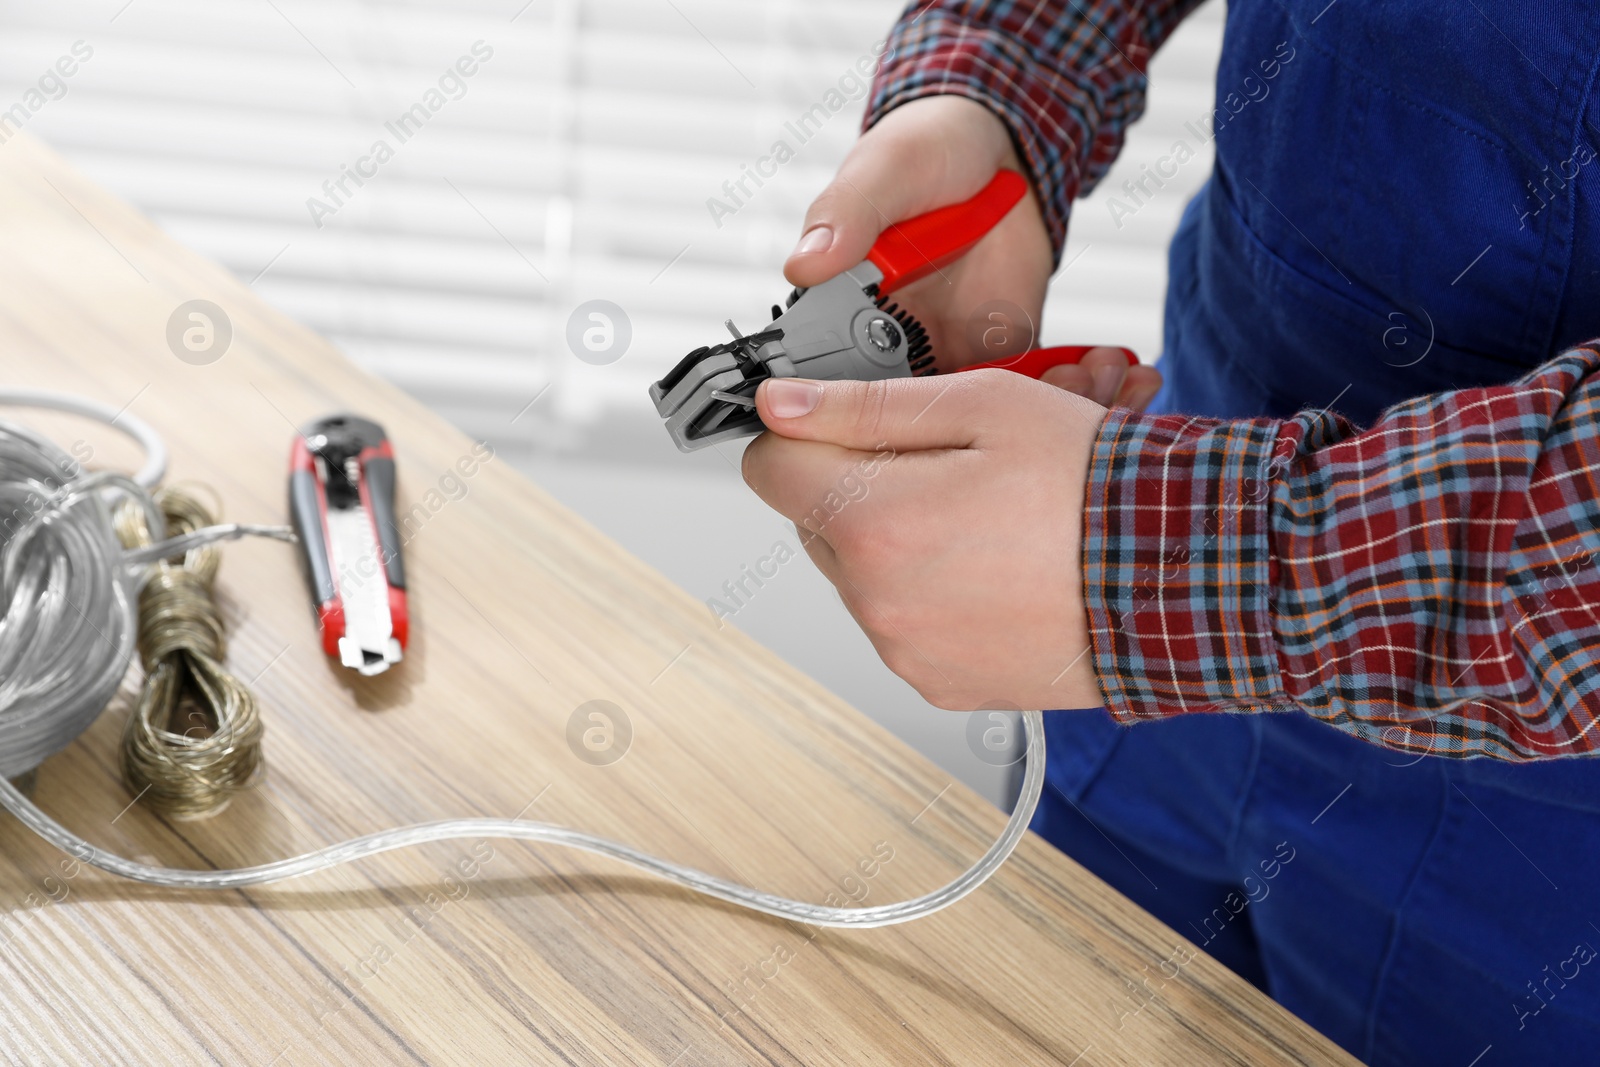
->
left=115, top=486, right=263, bottom=818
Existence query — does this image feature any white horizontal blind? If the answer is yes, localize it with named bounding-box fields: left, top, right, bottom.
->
left=0, top=1, right=891, bottom=450
left=0, top=0, right=1221, bottom=460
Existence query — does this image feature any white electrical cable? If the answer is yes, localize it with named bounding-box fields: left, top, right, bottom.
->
left=0, top=387, right=167, bottom=488
left=0, top=390, right=1045, bottom=928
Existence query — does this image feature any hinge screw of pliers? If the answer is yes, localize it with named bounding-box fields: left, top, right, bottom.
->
left=867, top=317, right=902, bottom=353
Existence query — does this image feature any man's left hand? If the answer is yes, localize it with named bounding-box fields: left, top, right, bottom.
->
left=741, top=371, right=1110, bottom=712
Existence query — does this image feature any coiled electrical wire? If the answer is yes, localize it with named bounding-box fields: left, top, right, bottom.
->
left=0, top=423, right=153, bottom=779
left=0, top=389, right=1045, bottom=929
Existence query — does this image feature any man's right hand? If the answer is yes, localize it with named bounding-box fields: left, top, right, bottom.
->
left=785, top=95, right=1160, bottom=411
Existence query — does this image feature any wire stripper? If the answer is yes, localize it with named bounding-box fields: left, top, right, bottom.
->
left=650, top=169, right=1137, bottom=451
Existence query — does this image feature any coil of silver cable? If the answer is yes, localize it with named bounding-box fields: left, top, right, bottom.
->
left=0, top=418, right=153, bottom=779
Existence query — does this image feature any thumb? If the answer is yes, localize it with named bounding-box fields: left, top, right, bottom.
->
left=784, top=96, right=1018, bottom=289
left=783, top=156, right=917, bottom=289
left=756, top=374, right=1015, bottom=452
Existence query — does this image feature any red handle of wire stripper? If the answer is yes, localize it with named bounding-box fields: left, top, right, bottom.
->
left=862, top=170, right=1137, bottom=378
left=866, top=170, right=1029, bottom=295
left=958, top=345, right=1139, bottom=379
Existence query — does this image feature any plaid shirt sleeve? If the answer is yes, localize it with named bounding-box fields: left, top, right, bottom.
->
left=1083, top=343, right=1600, bottom=761
left=864, top=0, right=1207, bottom=265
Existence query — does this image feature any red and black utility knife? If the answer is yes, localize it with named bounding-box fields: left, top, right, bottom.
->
left=289, top=414, right=408, bottom=675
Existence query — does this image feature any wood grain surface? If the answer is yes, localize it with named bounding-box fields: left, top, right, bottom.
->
left=0, top=131, right=1357, bottom=1066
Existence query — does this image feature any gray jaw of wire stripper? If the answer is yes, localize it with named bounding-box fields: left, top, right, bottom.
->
left=648, top=260, right=927, bottom=453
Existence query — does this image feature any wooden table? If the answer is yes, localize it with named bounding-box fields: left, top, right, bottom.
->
left=0, top=131, right=1355, bottom=1066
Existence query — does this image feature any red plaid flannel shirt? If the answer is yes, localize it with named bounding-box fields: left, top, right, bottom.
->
left=1086, top=347, right=1600, bottom=760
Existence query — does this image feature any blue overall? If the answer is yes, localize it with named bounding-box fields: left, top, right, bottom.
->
left=1031, top=3, right=1600, bottom=1064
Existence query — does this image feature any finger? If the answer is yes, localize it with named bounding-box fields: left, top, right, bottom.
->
left=1091, top=364, right=1128, bottom=407
left=1116, top=365, right=1164, bottom=412
left=790, top=515, right=857, bottom=601
left=1040, top=348, right=1135, bottom=405
left=792, top=518, right=843, bottom=579
left=1039, top=363, right=1092, bottom=398
left=755, top=372, right=1024, bottom=453
left=784, top=97, right=1013, bottom=289
left=783, top=148, right=924, bottom=289
left=1079, top=346, right=1129, bottom=407
left=742, top=433, right=888, bottom=548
